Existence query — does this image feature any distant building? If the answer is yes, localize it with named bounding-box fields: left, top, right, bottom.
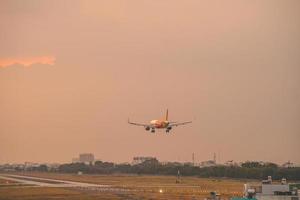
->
left=24, top=162, right=39, bottom=167
left=200, top=160, right=216, bottom=167
left=282, top=161, right=294, bottom=168
left=72, top=153, right=95, bottom=164
left=225, top=160, right=240, bottom=167
left=79, top=153, right=94, bottom=164
left=24, top=162, right=40, bottom=170
left=132, top=157, right=157, bottom=165
left=199, top=153, right=217, bottom=167
left=46, top=163, right=60, bottom=171
left=225, top=160, right=234, bottom=166
left=244, top=176, right=299, bottom=200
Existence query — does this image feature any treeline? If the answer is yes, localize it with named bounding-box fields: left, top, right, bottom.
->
left=56, top=160, right=300, bottom=180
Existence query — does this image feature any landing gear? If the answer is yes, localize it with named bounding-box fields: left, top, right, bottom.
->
left=151, top=128, right=155, bottom=133
left=166, top=127, right=172, bottom=133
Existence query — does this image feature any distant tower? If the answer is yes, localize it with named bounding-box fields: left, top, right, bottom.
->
left=192, top=153, right=195, bottom=166
left=213, top=152, right=216, bottom=164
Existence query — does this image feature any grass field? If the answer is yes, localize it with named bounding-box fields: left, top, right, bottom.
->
left=0, top=187, right=126, bottom=200
left=0, top=172, right=255, bottom=200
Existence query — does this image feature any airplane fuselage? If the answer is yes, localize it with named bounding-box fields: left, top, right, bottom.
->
left=150, top=120, right=169, bottom=128
left=128, top=109, right=191, bottom=133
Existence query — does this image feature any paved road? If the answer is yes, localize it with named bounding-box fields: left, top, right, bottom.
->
left=0, top=174, right=109, bottom=188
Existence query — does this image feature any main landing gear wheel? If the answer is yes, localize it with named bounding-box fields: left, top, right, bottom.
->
left=151, top=129, right=155, bottom=133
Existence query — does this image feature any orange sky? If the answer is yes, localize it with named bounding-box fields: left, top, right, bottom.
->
left=0, top=0, right=299, bottom=164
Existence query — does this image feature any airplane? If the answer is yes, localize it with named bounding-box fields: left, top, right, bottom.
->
left=128, top=109, right=192, bottom=133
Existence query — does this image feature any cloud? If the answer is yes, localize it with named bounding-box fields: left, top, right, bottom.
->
left=0, top=56, right=56, bottom=68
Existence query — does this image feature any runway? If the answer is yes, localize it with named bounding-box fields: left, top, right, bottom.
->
left=0, top=174, right=109, bottom=188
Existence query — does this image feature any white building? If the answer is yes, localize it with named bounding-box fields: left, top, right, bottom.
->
left=132, top=157, right=157, bottom=165
left=244, top=177, right=299, bottom=200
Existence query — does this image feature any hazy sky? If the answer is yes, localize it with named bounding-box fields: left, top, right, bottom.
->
left=1, top=0, right=299, bottom=164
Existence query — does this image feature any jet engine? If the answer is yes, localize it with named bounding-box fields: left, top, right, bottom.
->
left=145, top=126, right=150, bottom=131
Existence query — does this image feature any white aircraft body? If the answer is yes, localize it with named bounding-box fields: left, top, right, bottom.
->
left=128, top=110, right=192, bottom=133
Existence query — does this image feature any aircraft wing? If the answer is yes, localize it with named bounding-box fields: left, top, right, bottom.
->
left=128, top=119, right=150, bottom=127
left=169, top=121, right=192, bottom=127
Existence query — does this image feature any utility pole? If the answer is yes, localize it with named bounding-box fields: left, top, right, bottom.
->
left=176, top=169, right=181, bottom=183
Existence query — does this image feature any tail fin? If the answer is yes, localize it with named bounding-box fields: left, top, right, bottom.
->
left=165, top=109, right=169, bottom=121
